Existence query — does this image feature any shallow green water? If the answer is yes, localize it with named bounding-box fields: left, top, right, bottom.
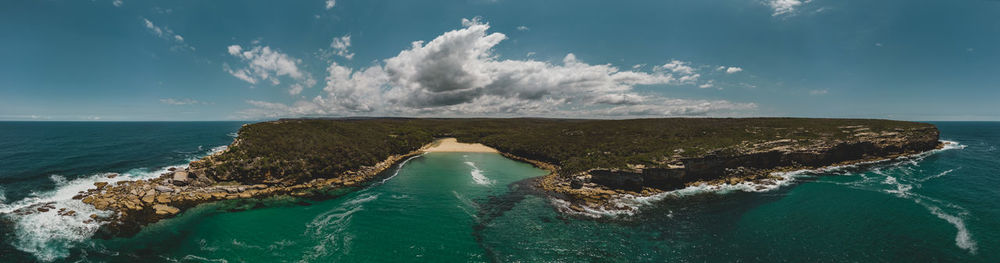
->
left=91, top=152, right=549, bottom=262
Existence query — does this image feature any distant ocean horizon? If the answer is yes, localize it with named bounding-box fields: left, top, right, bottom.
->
left=1, top=121, right=999, bottom=262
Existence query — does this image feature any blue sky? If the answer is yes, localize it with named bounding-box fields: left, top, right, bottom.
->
left=1, top=0, right=998, bottom=121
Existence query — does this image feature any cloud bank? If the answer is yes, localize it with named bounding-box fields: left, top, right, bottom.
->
left=239, top=19, right=755, bottom=119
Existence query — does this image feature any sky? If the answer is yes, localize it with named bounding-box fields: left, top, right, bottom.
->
left=1, top=0, right=998, bottom=121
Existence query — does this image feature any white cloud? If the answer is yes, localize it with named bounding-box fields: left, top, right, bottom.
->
left=810, top=89, right=828, bottom=95
left=517, top=25, right=530, bottom=31
left=239, top=18, right=754, bottom=118
left=658, top=60, right=695, bottom=75
left=112, top=0, right=123, bottom=7
left=225, top=44, right=317, bottom=95
left=160, top=98, right=206, bottom=105
left=143, top=19, right=163, bottom=37
left=330, top=34, right=354, bottom=60
left=769, top=0, right=809, bottom=16
left=699, top=81, right=714, bottom=89
left=725, top=67, right=743, bottom=74
left=325, top=0, right=335, bottom=9
left=141, top=18, right=193, bottom=51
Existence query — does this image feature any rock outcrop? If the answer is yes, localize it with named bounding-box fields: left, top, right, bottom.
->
left=538, top=125, right=942, bottom=212
left=76, top=149, right=422, bottom=237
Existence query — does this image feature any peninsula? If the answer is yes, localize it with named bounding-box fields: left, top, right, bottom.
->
left=47, top=118, right=939, bottom=237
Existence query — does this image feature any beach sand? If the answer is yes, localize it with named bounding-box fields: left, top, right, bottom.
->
left=422, top=138, right=499, bottom=153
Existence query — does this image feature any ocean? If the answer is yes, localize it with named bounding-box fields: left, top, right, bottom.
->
left=0, top=121, right=997, bottom=262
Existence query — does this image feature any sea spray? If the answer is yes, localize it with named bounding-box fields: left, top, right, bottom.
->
left=0, top=145, right=231, bottom=262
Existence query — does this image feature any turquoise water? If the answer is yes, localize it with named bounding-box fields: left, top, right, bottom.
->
left=1, top=122, right=999, bottom=262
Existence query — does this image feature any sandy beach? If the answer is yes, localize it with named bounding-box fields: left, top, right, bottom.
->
left=422, top=138, right=499, bottom=153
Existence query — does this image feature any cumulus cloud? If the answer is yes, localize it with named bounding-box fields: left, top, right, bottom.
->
left=224, top=44, right=316, bottom=95
left=141, top=18, right=193, bottom=51
left=325, top=0, right=335, bottom=9
left=160, top=98, right=206, bottom=105
left=769, top=0, right=809, bottom=16
left=329, top=35, right=354, bottom=60
left=112, top=0, right=122, bottom=7
left=238, top=18, right=754, bottom=118
left=725, top=67, right=743, bottom=74
left=517, top=25, right=530, bottom=31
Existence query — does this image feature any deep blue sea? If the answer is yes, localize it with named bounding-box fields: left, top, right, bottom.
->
left=1, top=121, right=998, bottom=262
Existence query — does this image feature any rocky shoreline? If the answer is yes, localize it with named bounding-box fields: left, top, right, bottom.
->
left=22, top=119, right=942, bottom=237
left=532, top=125, right=942, bottom=213
left=8, top=148, right=426, bottom=238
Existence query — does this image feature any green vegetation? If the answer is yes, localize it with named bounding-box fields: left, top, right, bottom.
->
left=203, top=118, right=935, bottom=185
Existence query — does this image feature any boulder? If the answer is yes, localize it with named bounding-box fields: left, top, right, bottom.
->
left=94, top=182, right=109, bottom=190
left=156, top=194, right=171, bottom=204
left=155, top=185, right=174, bottom=193
left=94, top=200, right=110, bottom=210
left=152, top=204, right=180, bottom=215
left=172, top=171, right=189, bottom=186
left=106, top=173, right=119, bottom=179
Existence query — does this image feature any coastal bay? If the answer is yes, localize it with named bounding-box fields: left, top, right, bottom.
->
left=2, top=121, right=997, bottom=262
left=54, top=118, right=943, bottom=237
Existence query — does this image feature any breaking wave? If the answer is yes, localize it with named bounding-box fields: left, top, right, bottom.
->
left=561, top=141, right=970, bottom=223
left=0, top=145, right=230, bottom=262
left=464, top=161, right=494, bottom=185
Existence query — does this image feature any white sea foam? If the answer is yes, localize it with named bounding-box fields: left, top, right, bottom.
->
left=198, top=239, right=219, bottom=252
left=565, top=141, right=968, bottom=220
left=0, top=186, right=6, bottom=204
left=649, top=139, right=976, bottom=254
left=376, top=154, right=423, bottom=185
left=300, top=192, right=378, bottom=262
left=463, top=161, right=494, bottom=185
left=0, top=144, right=229, bottom=262
left=210, top=145, right=228, bottom=155
left=453, top=191, right=481, bottom=220
left=918, top=168, right=957, bottom=183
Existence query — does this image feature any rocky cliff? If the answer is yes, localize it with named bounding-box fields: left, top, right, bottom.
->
left=538, top=124, right=941, bottom=211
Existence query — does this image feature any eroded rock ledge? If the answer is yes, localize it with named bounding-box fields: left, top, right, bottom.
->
left=536, top=125, right=941, bottom=212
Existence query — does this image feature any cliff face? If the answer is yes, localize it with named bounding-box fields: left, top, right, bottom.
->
left=548, top=125, right=941, bottom=209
